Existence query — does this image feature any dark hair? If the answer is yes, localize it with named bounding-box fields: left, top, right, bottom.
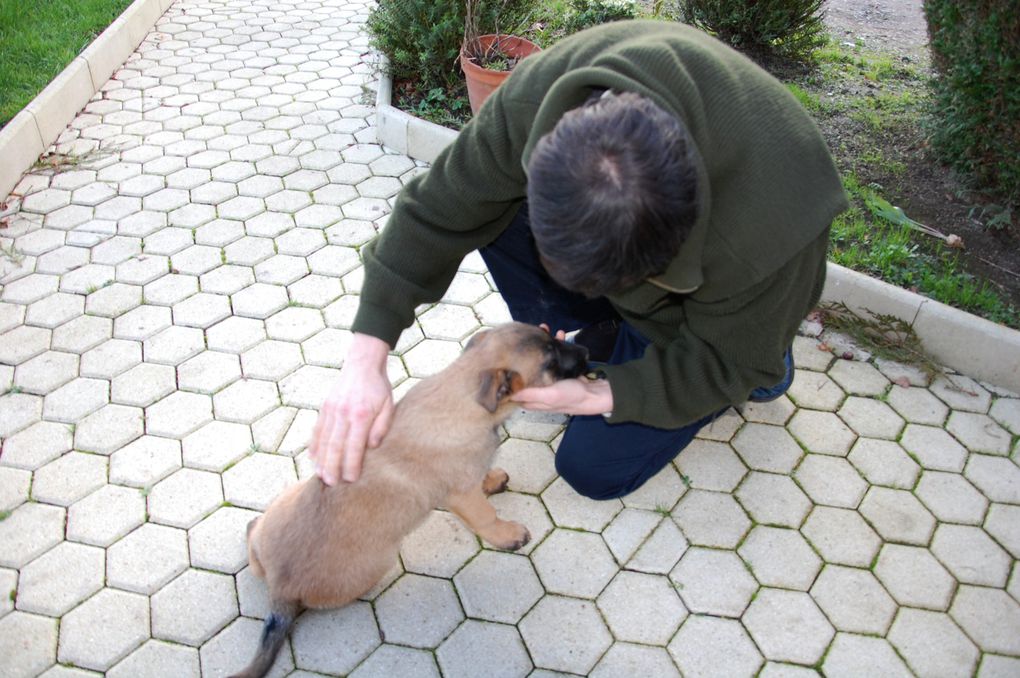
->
left=527, top=91, right=700, bottom=298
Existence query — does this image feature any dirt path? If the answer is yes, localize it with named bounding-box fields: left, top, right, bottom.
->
left=823, top=0, right=930, bottom=62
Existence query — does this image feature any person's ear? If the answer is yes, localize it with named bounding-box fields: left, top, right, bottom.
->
left=476, top=368, right=523, bottom=413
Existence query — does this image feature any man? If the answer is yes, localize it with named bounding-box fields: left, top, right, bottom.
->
left=308, top=20, right=848, bottom=499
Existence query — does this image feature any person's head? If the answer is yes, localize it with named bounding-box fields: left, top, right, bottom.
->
left=527, top=91, right=700, bottom=298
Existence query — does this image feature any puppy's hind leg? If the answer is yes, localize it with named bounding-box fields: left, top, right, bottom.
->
left=446, top=484, right=530, bottom=551
left=482, top=468, right=510, bottom=496
left=228, top=598, right=301, bottom=678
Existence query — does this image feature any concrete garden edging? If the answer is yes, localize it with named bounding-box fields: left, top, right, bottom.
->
left=0, top=0, right=174, bottom=199
left=375, top=67, right=1020, bottom=394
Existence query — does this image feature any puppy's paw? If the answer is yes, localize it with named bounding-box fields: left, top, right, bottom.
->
left=489, top=520, right=531, bottom=551
left=482, top=468, right=510, bottom=496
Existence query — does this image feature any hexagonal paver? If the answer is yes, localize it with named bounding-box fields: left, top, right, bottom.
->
left=375, top=574, right=462, bottom=649
left=887, top=385, right=949, bottom=425
left=810, top=565, right=897, bottom=634
left=596, top=571, right=687, bottom=644
left=199, top=616, right=294, bottom=678
left=400, top=510, right=479, bottom=578
left=669, top=546, right=757, bottom=617
left=222, top=452, right=296, bottom=510
left=838, top=396, right=904, bottom=438
left=786, top=409, right=857, bottom=456
left=151, top=568, right=238, bottom=646
left=32, top=451, right=107, bottom=506
left=672, top=489, right=750, bottom=548
left=794, top=455, right=868, bottom=508
left=436, top=620, right=532, bottom=678
left=13, top=350, right=79, bottom=395
left=787, top=370, right=845, bottom=410
left=858, top=486, right=936, bottom=545
left=947, top=411, right=1012, bottom=454
left=181, top=420, right=253, bottom=472
left=348, top=644, right=439, bottom=678
left=732, top=423, right=803, bottom=474
left=67, top=484, right=146, bottom=547
left=0, top=611, right=58, bottom=678
left=108, top=640, right=200, bottom=678
left=531, top=528, right=617, bottom=599
left=0, top=392, right=42, bottom=438
left=519, top=595, right=612, bottom=675
left=107, top=522, right=188, bottom=594
left=743, top=588, right=835, bottom=665
left=143, top=325, right=205, bottom=365
left=874, top=543, right=956, bottom=610
left=591, top=643, right=680, bottom=678
left=846, top=438, right=920, bottom=489
left=964, top=453, right=1020, bottom=503
left=57, top=588, right=149, bottom=671
left=540, top=477, right=622, bottom=532
left=0, top=420, right=72, bottom=470
left=821, top=634, right=911, bottom=678
left=111, top=362, right=176, bottom=406
left=41, top=376, right=108, bottom=423
left=241, top=339, right=304, bottom=380
left=189, top=506, right=261, bottom=573
left=827, top=359, right=890, bottom=395
left=900, top=423, right=969, bottom=471
left=492, top=439, right=557, bottom=495
left=213, top=379, right=280, bottom=424
left=290, top=602, right=380, bottom=675
left=739, top=526, right=822, bottom=590
left=109, top=434, right=182, bottom=489
left=950, top=585, right=1020, bottom=656
left=207, top=316, right=267, bottom=353
left=177, top=350, right=242, bottom=394
left=801, top=506, right=881, bottom=568
left=231, top=282, right=288, bottom=319
left=889, top=608, right=979, bottom=678
left=931, top=523, right=1011, bottom=586
left=985, top=503, right=1020, bottom=558
left=147, top=467, right=223, bottom=528
left=453, top=550, right=543, bottom=624
left=80, top=338, right=141, bottom=379
left=627, top=515, right=689, bottom=574
left=667, top=615, right=763, bottom=678
left=674, top=439, right=748, bottom=491
left=74, top=403, right=143, bottom=454
left=15, top=541, right=104, bottom=616
left=735, top=472, right=812, bottom=527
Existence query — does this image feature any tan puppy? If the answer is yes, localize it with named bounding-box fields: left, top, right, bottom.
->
left=229, top=322, right=588, bottom=678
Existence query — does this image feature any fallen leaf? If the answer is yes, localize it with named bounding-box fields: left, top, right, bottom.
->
left=893, top=376, right=912, bottom=388
left=945, top=234, right=964, bottom=249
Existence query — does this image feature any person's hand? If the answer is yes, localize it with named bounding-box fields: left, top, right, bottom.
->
left=308, top=333, right=394, bottom=485
left=510, top=376, right=613, bottom=416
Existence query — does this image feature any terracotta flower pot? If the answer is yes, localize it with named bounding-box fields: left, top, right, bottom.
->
left=460, top=34, right=542, bottom=114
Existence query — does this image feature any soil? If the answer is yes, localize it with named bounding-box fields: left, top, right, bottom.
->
left=817, top=0, right=1020, bottom=316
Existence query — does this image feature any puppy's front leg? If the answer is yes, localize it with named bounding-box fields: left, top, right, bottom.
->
left=446, top=484, right=530, bottom=551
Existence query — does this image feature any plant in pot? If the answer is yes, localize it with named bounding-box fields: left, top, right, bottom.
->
left=460, top=0, right=542, bottom=114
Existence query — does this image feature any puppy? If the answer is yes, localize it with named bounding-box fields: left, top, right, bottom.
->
left=229, top=322, right=588, bottom=678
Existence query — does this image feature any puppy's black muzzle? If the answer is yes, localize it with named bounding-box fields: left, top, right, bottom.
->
left=550, top=340, right=589, bottom=379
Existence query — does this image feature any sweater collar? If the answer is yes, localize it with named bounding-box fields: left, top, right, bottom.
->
left=521, top=66, right=711, bottom=295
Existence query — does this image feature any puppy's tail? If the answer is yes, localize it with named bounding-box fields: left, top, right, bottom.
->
left=228, top=599, right=301, bottom=678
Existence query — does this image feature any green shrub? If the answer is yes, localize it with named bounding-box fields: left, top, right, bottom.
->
left=676, top=0, right=826, bottom=59
left=367, top=0, right=537, bottom=93
left=563, top=0, right=640, bottom=35
left=923, top=0, right=1020, bottom=210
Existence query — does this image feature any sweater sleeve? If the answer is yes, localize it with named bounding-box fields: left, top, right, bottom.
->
left=599, top=231, right=829, bottom=429
left=352, top=88, right=535, bottom=347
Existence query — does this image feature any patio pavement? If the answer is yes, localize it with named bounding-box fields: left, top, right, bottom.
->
left=2, top=0, right=1020, bottom=676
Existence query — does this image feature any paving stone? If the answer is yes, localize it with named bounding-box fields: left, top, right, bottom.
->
left=289, top=602, right=380, bottom=674
left=13, top=350, right=79, bottom=395
left=115, top=256, right=170, bottom=287
left=978, top=655, right=1020, bottom=678
left=627, top=516, right=689, bottom=574
left=151, top=568, right=238, bottom=647
left=739, top=396, right=795, bottom=425
left=67, top=484, right=145, bottom=547
left=453, top=550, right=543, bottom=624
left=0, top=392, right=42, bottom=438
left=964, top=453, right=1020, bottom=503
left=531, top=528, right=617, bottom=599
left=400, top=510, right=479, bottom=578
left=786, top=409, right=856, bottom=456
left=491, top=438, right=557, bottom=494
left=622, top=463, right=688, bottom=512
left=198, top=616, right=294, bottom=678
left=0, top=420, right=72, bottom=470
left=595, top=571, right=686, bottom=644
left=57, top=588, right=149, bottom=671
left=810, top=565, right=896, bottom=634
left=0, top=611, right=58, bottom=677
left=838, top=396, right=904, bottom=438
left=143, top=325, right=204, bottom=365
left=668, top=615, right=763, bottom=678
left=801, top=506, right=881, bottom=567
left=674, top=439, right=747, bottom=492
left=931, top=523, right=1011, bottom=586
left=743, top=588, right=834, bottom=665
left=984, top=503, right=1020, bottom=558
left=348, top=644, right=439, bottom=678
left=113, top=304, right=172, bottom=340
left=900, top=423, right=969, bottom=471
left=188, top=506, right=260, bottom=573
left=402, top=338, right=463, bottom=379
left=231, top=282, right=288, bottom=319
left=200, top=263, right=255, bottom=295
left=254, top=254, right=308, bottom=286
left=74, top=403, right=143, bottom=454
left=739, top=526, right=822, bottom=590
left=182, top=420, right=253, bottom=472
left=436, top=620, right=532, bottom=678
left=110, top=362, right=175, bottom=407
left=25, top=292, right=83, bottom=329
left=949, top=585, right=1020, bottom=656
left=913, top=470, right=989, bottom=526
left=757, top=662, right=822, bottom=678
left=264, top=305, right=324, bottom=342
left=989, top=397, right=1020, bottom=434
left=859, top=486, right=936, bottom=545
left=32, top=451, right=107, bottom=506
left=672, top=489, right=750, bottom=548
left=79, top=338, right=141, bottom=379
left=147, top=467, right=223, bottom=528
left=519, top=596, right=612, bottom=675
left=146, top=390, right=213, bottom=438
left=279, top=364, right=340, bottom=409
left=947, top=411, right=1012, bottom=455
left=794, top=455, right=868, bottom=508
left=827, top=359, right=889, bottom=396
left=177, top=350, right=241, bottom=394
left=591, top=643, right=680, bottom=678
left=931, top=374, right=992, bottom=412
left=668, top=546, right=757, bottom=617
left=374, top=574, right=461, bottom=649
left=107, top=522, right=189, bottom=594
left=222, top=452, right=296, bottom=510
left=213, top=378, right=280, bottom=424
left=821, top=633, right=911, bottom=678
left=874, top=543, right=956, bottom=610
left=0, top=325, right=52, bottom=365
left=731, top=423, right=803, bottom=474
left=16, top=541, right=104, bottom=616
left=887, top=385, right=950, bottom=425
left=301, top=327, right=355, bottom=368
left=107, top=640, right=201, bottom=678
left=846, top=438, right=920, bottom=489
left=787, top=369, right=846, bottom=410
left=207, top=316, right=267, bottom=352
left=540, top=476, right=622, bottom=532
left=487, top=492, right=554, bottom=557
left=889, top=608, right=979, bottom=678
left=735, top=472, right=812, bottom=527
left=0, top=466, right=30, bottom=512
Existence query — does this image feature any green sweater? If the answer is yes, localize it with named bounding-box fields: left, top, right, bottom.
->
left=354, top=20, right=848, bottom=428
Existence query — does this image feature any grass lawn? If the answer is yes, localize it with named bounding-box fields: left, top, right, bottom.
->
left=0, top=0, right=134, bottom=128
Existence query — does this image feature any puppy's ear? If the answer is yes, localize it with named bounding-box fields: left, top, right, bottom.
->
left=476, top=368, right=523, bottom=413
